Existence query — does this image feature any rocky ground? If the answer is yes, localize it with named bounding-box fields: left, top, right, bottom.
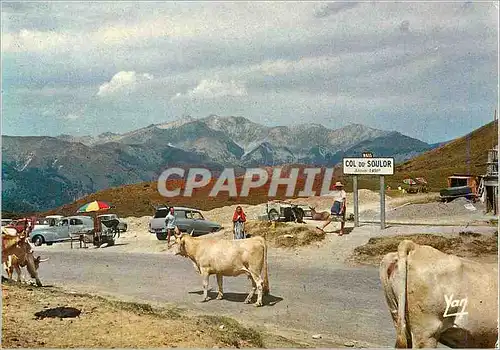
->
left=2, top=281, right=299, bottom=349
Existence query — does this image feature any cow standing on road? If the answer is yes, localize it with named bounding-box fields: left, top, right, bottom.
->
left=173, top=231, right=270, bottom=306
left=2, top=228, right=48, bottom=286
left=380, top=239, right=498, bottom=348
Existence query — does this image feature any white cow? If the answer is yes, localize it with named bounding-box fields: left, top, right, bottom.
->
left=380, top=239, right=498, bottom=348
left=173, top=231, right=270, bottom=306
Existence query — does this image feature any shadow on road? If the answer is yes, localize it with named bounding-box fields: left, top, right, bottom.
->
left=189, top=290, right=283, bottom=306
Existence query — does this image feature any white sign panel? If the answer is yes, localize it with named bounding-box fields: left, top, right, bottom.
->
left=343, top=157, right=395, bottom=175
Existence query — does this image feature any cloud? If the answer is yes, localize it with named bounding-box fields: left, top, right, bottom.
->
left=399, top=20, right=410, bottom=32
left=97, top=71, right=153, bottom=97
left=2, top=29, right=70, bottom=53
left=1, top=2, right=498, bottom=144
left=313, top=2, right=359, bottom=18
left=63, top=114, right=81, bottom=120
left=173, top=79, right=248, bottom=100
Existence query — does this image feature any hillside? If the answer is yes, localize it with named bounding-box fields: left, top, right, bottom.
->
left=344, top=120, right=498, bottom=191
left=38, top=120, right=497, bottom=218
left=41, top=167, right=340, bottom=217
left=393, top=119, right=497, bottom=188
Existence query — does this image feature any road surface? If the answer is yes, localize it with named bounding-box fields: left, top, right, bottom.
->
left=34, top=248, right=395, bottom=347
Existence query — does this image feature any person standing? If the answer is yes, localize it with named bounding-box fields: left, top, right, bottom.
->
left=232, top=206, right=247, bottom=239
left=316, top=181, right=347, bottom=236
left=165, top=207, right=176, bottom=247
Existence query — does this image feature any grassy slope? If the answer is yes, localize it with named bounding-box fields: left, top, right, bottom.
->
left=36, top=120, right=497, bottom=217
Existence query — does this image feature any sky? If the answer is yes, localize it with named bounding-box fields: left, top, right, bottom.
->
left=1, top=1, right=498, bottom=143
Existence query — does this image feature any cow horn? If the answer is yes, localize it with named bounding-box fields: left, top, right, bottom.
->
left=38, top=257, right=49, bottom=262
left=190, top=229, right=194, bottom=236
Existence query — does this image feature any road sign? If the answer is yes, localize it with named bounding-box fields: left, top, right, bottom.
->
left=342, top=157, right=394, bottom=175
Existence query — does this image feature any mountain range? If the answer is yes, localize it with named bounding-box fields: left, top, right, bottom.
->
left=2, top=115, right=438, bottom=212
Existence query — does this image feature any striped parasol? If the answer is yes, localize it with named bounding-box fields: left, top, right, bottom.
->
left=77, top=200, right=113, bottom=213
left=402, top=178, right=417, bottom=185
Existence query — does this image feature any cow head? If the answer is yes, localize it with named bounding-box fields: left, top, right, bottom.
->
left=34, top=256, right=49, bottom=270
left=173, top=230, right=194, bottom=256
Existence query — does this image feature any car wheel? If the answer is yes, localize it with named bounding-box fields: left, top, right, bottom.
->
left=156, top=232, right=167, bottom=240
left=32, top=235, right=44, bottom=246
left=296, top=208, right=305, bottom=222
left=268, top=209, right=280, bottom=222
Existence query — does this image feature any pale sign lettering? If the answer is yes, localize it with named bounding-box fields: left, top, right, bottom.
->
left=342, top=157, right=395, bottom=175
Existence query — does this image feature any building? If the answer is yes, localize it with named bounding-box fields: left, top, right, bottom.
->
left=481, top=145, right=498, bottom=215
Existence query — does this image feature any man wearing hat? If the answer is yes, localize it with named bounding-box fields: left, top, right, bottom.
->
left=317, top=181, right=347, bottom=236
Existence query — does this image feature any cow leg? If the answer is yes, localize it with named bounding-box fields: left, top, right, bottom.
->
left=249, top=272, right=264, bottom=307
left=14, top=265, right=22, bottom=283
left=244, top=275, right=257, bottom=304
left=216, top=274, right=224, bottom=300
left=201, top=273, right=210, bottom=302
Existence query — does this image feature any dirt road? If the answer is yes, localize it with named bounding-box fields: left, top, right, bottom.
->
left=34, top=248, right=395, bottom=347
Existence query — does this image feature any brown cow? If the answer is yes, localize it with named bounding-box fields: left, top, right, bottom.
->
left=380, top=239, right=498, bottom=348
left=2, top=228, right=47, bottom=286
left=309, top=206, right=330, bottom=221
left=173, top=231, right=270, bottom=306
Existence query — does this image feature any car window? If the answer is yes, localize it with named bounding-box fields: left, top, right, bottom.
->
left=60, top=219, right=69, bottom=226
left=70, top=219, right=83, bottom=225
left=174, top=210, right=186, bottom=218
left=154, top=209, right=168, bottom=218
left=191, top=211, right=204, bottom=220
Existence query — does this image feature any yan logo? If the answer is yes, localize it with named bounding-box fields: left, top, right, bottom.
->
left=443, top=294, right=468, bottom=318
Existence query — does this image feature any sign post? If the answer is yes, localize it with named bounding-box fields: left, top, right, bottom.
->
left=343, top=156, right=394, bottom=230
left=353, top=175, right=359, bottom=227
left=380, top=175, right=385, bottom=229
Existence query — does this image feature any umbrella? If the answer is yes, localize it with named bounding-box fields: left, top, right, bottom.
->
left=77, top=201, right=112, bottom=213
left=76, top=201, right=114, bottom=235
left=403, top=178, right=417, bottom=185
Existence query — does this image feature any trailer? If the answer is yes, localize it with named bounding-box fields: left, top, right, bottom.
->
left=264, top=200, right=312, bottom=222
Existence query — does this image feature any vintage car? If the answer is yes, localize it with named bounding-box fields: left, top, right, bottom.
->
left=149, top=206, right=221, bottom=240
left=97, top=214, right=127, bottom=232
left=30, top=215, right=94, bottom=246
left=4, top=217, right=35, bottom=233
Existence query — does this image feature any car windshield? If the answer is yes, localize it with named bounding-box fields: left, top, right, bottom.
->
left=36, top=219, right=49, bottom=225
left=154, top=209, right=168, bottom=218
left=191, top=211, right=204, bottom=220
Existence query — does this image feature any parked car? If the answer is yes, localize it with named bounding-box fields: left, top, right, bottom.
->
left=31, top=215, right=65, bottom=230
left=97, top=214, right=127, bottom=232
left=30, top=215, right=94, bottom=246
left=5, top=217, right=35, bottom=233
left=1, top=219, right=13, bottom=227
left=149, top=206, right=221, bottom=240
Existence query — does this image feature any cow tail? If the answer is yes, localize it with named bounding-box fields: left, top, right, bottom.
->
left=395, top=240, right=416, bottom=348
left=262, top=238, right=270, bottom=295
left=379, top=253, right=399, bottom=325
